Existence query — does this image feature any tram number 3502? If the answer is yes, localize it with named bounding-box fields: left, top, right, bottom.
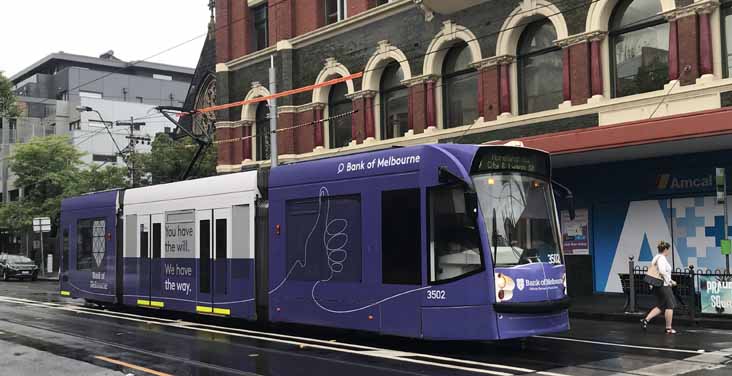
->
left=426, top=290, right=446, bottom=300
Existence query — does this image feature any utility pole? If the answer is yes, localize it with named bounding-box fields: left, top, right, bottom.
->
left=269, top=55, right=278, bottom=167
left=115, top=116, right=146, bottom=187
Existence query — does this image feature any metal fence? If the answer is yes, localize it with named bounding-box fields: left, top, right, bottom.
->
left=620, top=256, right=732, bottom=319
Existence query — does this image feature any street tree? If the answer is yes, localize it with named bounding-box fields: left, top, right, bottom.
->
left=0, top=71, right=21, bottom=118
left=134, top=133, right=217, bottom=185
left=0, top=136, right=126, bottom=231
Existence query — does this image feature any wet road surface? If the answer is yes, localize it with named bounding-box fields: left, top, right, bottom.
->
left=1, top=280, right=732, bottom=376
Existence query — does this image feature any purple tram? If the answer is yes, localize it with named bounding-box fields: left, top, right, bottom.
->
left=60, top=144, right=570, bottom=340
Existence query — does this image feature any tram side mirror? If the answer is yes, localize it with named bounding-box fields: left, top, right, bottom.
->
left=552, top=180, right=576, bottom=220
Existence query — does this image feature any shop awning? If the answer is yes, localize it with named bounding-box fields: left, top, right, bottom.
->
left=504, top=108, right=732, bottom=168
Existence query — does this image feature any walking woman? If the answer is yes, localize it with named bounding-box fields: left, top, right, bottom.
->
left=641, top=241, right=677, bottom=334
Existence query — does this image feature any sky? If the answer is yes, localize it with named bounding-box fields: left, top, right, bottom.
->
left=0, top=0, right=212, bottom=78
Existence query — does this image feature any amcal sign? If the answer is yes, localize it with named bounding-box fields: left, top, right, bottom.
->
left=655, top=172, right=714, bottom=193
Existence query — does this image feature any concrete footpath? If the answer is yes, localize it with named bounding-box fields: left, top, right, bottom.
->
left=0, top=339, right=124, bottom=376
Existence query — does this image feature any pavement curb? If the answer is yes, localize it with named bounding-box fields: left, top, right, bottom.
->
left=570, top=310, right=732, bottom=330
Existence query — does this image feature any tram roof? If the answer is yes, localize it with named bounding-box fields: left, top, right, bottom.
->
left=270, top=144, right=483, bottom=188
left=124, top=170, right=258, bottom=207
left=61, top=189, right=119, bottom=212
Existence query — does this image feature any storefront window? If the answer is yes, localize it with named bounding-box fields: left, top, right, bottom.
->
left=328, top=82, right=352, bottom=148
left=610, top=0, right=668, bottom=98
left=518, top=19, right=563, bottom=114
left=380, top=62, right=408, bottom=139
left=442, top=42, right=478, bottom=129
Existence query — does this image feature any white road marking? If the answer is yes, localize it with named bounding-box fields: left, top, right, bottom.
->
left=622, top=359, right=725, bottom=376
left=536, top=335, right=706, bottom=355
left=0, top=295, right=567, bottom=376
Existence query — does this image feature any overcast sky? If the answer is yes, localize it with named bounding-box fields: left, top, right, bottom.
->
left=1, top=0, right=212, bottom=78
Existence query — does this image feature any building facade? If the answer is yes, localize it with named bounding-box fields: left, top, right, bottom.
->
left=11, top=51, right=194, bottom=167
left=212, top=0, right=732, bottom=296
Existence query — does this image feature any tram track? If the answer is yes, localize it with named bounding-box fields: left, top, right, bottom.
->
left=0, top=294, right=722, bottom=376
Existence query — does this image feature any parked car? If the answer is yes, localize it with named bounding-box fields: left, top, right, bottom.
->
left=0, top=254, right=39, bottom=281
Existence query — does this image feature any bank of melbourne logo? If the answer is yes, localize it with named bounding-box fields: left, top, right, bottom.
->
left=517, top=278, right=525, bottom=291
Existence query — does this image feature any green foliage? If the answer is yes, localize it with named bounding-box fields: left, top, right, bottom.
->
left=135, top=133, right=217, bottom=185
left=0, top=72, right=20, bottom=118
left=0, top=136, right=126, bottom=231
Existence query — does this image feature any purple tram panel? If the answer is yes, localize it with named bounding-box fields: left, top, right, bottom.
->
left=268, top=144, right=570, bottom=340
left=60, top=190, right=122, bottom=304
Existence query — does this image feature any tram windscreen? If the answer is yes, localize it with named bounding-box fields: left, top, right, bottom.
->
left=473, top=174, right=562, bottom=266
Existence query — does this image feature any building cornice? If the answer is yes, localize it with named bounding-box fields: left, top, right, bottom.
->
left=663, top=0, right=719, bottom=20
left=401, top=74, right=439, bottom=87
left=555, top=31, right=607, bottom=48
left=470, top=55, right=515, bottom=69
left=346, top=90, right=378, bottom=100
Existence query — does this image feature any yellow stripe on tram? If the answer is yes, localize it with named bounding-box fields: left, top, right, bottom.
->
left=213, top=308, right=231, bottom=316
left=196, top=306, right=213, bottom=313
left=137, top=299, right=150, bottom=306
left=150, top=301, right=165, bottom=308
left=59, top=291, right=71, bottom=296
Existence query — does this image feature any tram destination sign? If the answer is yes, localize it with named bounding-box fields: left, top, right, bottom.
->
left=472, top=147, right=549, bottom=176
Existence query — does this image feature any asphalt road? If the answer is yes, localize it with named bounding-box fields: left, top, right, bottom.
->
left=1, top=280, right=731, bottom=376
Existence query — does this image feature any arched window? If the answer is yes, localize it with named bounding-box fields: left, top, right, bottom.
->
left=328, top=82, right=352, bottom=148
left=610, top=0, right=668, bottom=98
left=380, top=62, right=408, bottom=139
left=442, top=42, right=478, bottom=128
left=255, top=101, right=270, bottom=161
left=518, top=19, right=563, bottom=114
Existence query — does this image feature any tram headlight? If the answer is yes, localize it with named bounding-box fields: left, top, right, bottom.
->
left=496, top=274, right=507, bottom=289
left=495, top=273, right=515, bottom=302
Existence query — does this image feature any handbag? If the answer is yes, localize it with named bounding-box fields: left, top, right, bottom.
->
left=644, top=257, right=664, bottom=287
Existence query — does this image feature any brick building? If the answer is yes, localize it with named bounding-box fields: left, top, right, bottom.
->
left=209, top=0, right=732, bottom=296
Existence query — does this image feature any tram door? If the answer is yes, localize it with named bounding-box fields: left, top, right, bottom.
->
left=138, top=216, right=151, bottom=302
left=196, top=208, right=231, bottom=312
left=150, top=214, right=163, bottom=300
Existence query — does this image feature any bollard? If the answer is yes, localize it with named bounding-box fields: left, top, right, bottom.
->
left=689, top=265, right=696, bottom=323
left=628, top=256, right=636, bottom=313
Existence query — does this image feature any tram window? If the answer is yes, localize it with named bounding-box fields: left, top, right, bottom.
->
left=285, top=194, right=362, bottom=282
left=200, top=219, right=211, bottom=293
left=77, top=219, right=106, bottom=271
left=62, top=227, right=69, bottom=272
left=216, top=219, right=227, bottom=260
left=140, top=225, right=149, bottom=259
left=231, top=205, right=250, bottom=260
left=152, top=223, right=161, bottom=259
left=381, top=189, right=421, bottom=285
left=429, top=185, right=483, bottom=282
left=125, top=215, right=137, bottom=257
left=216, top=218, right=227, bottom=294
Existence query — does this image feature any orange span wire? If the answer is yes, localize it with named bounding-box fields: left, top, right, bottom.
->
left=180, top=72, right=363, bottom=117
